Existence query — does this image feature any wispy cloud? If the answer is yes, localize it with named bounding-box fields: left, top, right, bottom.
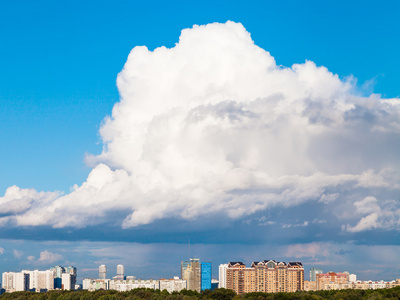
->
left=13, top=249, right=23, bottom=259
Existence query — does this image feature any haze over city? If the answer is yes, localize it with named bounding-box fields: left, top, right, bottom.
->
left=1, top=0, right=399, bottom=283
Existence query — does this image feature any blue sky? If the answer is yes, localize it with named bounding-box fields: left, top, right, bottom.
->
left=1, top=0, right=400, bottom=283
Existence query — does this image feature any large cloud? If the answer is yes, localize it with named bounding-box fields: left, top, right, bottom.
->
left=1, top=21, right=399, bottom=231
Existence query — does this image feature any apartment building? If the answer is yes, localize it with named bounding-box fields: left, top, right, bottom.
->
left=226, top=260, right=304, bottom=294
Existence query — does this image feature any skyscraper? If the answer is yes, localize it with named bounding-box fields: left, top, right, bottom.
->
left=99, top=265, right=107, bottom=280
left=64, top=266, right=77, bottom=289
left=181, top=258, right=201, bottom=292
left=116, top=264, right=124, bottom=280
left=201, top=262, right=212, bottom=291
left=218, top=264, right=228, bottom=288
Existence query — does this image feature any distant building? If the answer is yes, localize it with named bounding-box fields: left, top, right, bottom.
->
left=316, top=272, right=348, bottom=290
left=65, top=267, right=77, bottom=289
left=181, top=258, right=201, bottom=292
left=226, top=260, right=304, bottom=294
left=201, top=262, right=212, bottom=291
left=2, top=272, right=17, bottom=293
left=15, top=272, right=30, bottom=292
left=116, top=265, right=125, bottom=280
left=310, top=267, right=323, bottom=282
left=29, top=270, right=54, bottom=292
left=218, top=264, right=228, bottom=288
left=50, top=265, right=76, bottom=289
left=211, top=279, right=219, bottom=291
left=62, top=273, right=75, bottom=290
left=82, top=279, right=110, bottom=291
left=304, top=280, right=317, bottom=291
left=50, top=266, right=65, bottom=289
left=349, top=274, right=357, bottom=282
left=2, top=267, right=75, bottom=293
left=159, top=277, right=187, bottom=293
left=110, top=279, right=159, bottom=292
left=99, top=265, right=107, bottom=280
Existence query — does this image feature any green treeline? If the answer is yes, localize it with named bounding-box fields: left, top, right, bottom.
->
left=2, top=287, right=400, bottom=300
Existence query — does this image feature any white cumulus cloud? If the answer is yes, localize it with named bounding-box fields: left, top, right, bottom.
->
left=346, top=196, right=400, bottom=232
left=38, top=250, right=63, bottom=263
left=0, top=21, right=399, bottom=231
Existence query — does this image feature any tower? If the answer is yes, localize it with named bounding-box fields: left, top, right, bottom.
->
left=218, top=264, right=228, bottom=288
left=201, top=262, right=212, bottom=291
left=116, top=264, right=125, bottom=280
left=181, top=258, right=201, bottom=292
left=99, top=265, right=107, bottom=280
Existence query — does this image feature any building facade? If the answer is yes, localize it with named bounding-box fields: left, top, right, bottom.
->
left=159, top=277, right=187, bottom=293
left=226, top=260, right=304, bottom=294
left=116, top=265, right=125, bottom=280
left=99, top=265, right=107, bottom=280
left=316, top=272, right=348, bottom=290
left=201, top=262, right=212, bottom=291
left=181, top=258, right=201, bottom=292
left=218, top=264, right=228, bottom=289
left=2, top=272, right=31, bottom=292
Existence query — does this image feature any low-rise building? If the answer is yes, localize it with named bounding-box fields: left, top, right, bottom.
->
left=159, top=277, right=186, bottom=293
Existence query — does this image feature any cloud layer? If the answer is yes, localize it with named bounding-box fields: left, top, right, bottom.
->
left=1, top=21, right=399, bottom=232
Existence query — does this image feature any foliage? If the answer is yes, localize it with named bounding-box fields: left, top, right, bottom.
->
left=2, top=287, right=400, bottom=300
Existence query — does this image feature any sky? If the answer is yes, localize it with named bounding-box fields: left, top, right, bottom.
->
left=1, top=0, right=400, bottom=283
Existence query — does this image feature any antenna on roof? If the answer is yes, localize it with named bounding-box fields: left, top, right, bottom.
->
left=188, top=238, right=191, bottom=259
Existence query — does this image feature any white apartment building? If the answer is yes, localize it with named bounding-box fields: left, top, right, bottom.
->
left=82, top=279, right=110, bottom=291
left=2, top=272, right=16, bottom=293
left=83, top=278, right=161, bottom=292
left=2, top=272, right=30, bottom=292
left=111, top=279, right=159, bottom=291
left=159, top=277, right=187, bottom=293
left=218, top=264, right=228, bottom=288
left=62, top=273, right=76, bottom=290
left=27, top=270, right=54, bottom=291
left=99, top=265, right=107, bottom=280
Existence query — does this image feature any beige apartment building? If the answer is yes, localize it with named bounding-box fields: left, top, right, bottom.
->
left=316, top=272, right=348, bottom=290
left=226, top=260, right=304, bottom=294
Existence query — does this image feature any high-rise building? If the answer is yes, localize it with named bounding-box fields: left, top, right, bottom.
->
left=15, top=272, right=30, bottom=292
left=50, top=265, right=76, bottom=289
left=310, top=267, right=323, bottom=282
left=65, top=267, right=77, bottom=288
left=61, top=273, right=75, bottom=290
left=181, top=258, right=201, bottom=292
left=99, top=265, right=107, bottom=280
left=201, top=262, right=212, bottom=291
left=218, top=264, right=228, bottom=288
left=27, top=270, right=54, bottom=292
left=226, top=260, right=304, bottom=294
left=116, top=265, right=125, bottom=280
left=2, top=272, right=16, bottom=293
left=50, top=266, right=65, bottom=289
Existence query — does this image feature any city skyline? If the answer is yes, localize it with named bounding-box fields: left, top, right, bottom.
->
left=4, top=259, right=400, bottom=294
left=1, top=0, right=400, bottom=283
